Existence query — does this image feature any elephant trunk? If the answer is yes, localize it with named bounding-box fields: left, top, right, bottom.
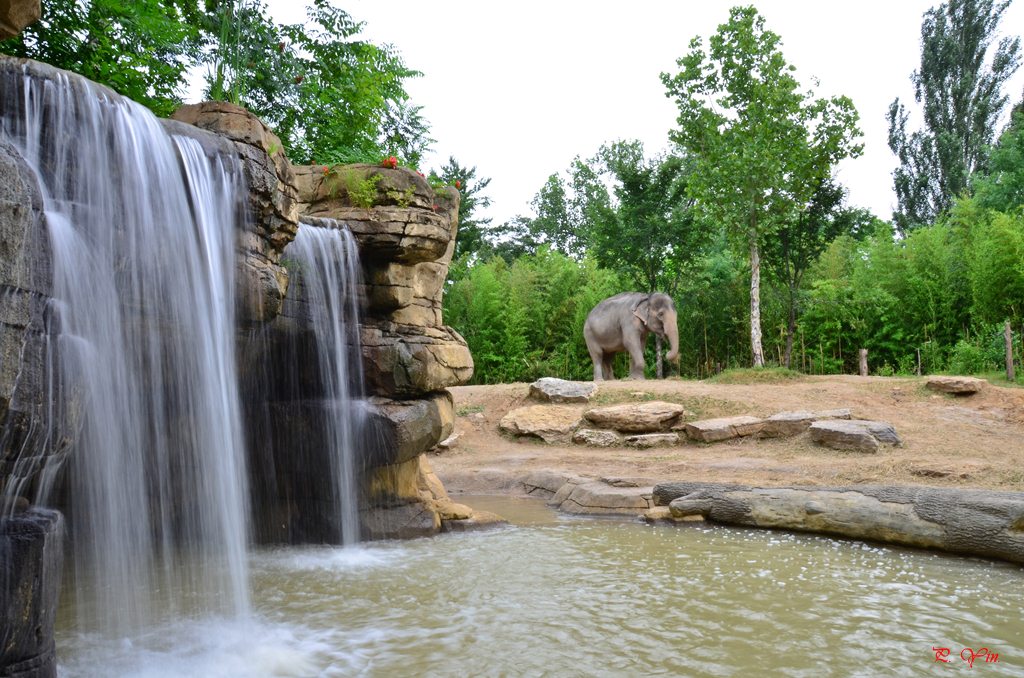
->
left=664, top=315, right=680, bottom=363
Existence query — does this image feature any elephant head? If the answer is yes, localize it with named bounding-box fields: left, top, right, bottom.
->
left=637, top=293, right=679, bottom=362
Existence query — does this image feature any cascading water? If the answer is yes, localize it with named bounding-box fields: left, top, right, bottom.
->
left=280, top=220, right=366, bottom=545
left=0, top=65, right=250, bottom=634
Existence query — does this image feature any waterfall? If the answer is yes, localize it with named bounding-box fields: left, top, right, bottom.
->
left=281, top=220, right=366, bottom=545
left=0, top=66, right=250, bottom=634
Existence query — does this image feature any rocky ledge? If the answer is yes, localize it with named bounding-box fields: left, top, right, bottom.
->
left=652, top=481, right=1024, bottom=566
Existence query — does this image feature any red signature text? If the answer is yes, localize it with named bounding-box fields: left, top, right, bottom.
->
left=933, top=647, right=1000, bottom=668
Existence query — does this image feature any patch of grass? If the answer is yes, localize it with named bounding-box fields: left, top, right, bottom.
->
left=975, top=371, right=1024, bottom=389
left=456, top=404, right=485, bottom=417
left=707, top=367, right=804, bottom=384
left=587, top=390, right=742, bottom=420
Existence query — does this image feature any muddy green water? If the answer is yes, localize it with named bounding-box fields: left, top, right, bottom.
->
left=57, top=497, right=1024, bottom=677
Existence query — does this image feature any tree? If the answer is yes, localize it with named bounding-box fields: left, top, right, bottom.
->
left=203, top=0, right=426, bottom=165
left=588, top=141, right=699, bottom=295
left=0, top=0, right=204, bottom=116
left=430, top=156, right=493, bottom=260
left=973, top=103, right=1024, bottom=211
left=765, top=179, right=879, bottom=367
left=662, top=5, right=862, bottom=367
left=887, top=0, right=1021, bottom=231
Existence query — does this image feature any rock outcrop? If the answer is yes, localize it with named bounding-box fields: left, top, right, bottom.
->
left=652, top=481, right=1024, bottom=565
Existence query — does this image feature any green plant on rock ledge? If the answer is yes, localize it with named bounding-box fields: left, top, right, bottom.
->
left=327, top=168, right=382, bottom=208
left=385, top=186, right=415, bottom=208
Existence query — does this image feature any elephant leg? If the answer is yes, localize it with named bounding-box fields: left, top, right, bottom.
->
left=624, top=334, right=646, bottom=380
left=587, top=344, right=605, bottom=381
left=602, top=355, right=614, bottom=380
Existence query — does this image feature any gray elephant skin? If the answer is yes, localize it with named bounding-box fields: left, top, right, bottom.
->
left=583, top=292, right=679, bottom=380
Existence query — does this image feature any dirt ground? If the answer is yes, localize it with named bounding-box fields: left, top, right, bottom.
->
left=429, top=375, right=1024, bottom=494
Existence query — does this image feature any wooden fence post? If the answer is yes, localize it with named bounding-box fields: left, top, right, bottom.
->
left=858, top=349, right=868, bottom=377
left=1006, top=320, right=1015, bottom=382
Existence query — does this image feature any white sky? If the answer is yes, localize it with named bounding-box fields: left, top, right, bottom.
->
left=260, top=1, right=1024, bottom=227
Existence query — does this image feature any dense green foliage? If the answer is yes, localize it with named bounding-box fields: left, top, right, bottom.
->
left=887, top=0, right=1021, bottom=231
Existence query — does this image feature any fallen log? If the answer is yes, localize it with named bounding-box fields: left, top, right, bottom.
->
left=652, top=481, right=1024, bottom=565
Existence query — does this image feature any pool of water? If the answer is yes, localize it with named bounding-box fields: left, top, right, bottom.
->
left=57, top=497, right=1024, bottom=677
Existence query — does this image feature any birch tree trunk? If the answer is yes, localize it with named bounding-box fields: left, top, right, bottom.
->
left=749, top=235, right=765, bottom=367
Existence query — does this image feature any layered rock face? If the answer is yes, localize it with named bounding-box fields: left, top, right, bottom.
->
left=295, top=163, right=475, bottom=538
left=0, top=125, right=53, bottom=509
left=166, top=115, right=475, bottom=540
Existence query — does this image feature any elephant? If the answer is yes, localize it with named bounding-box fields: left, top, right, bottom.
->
left=583, top=292, right=680, bottom=381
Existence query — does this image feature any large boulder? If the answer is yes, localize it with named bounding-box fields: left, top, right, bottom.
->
left=583, top=401, right=688, bottom=433
left=684, top=415, right=764, bottom=442
left=0, top=1, right=39, bottom=40
left=499, top=405, right=583, bottom=443
left=529, top=378, right=597, bottom=404
left=360, top=322, right=474, bottom=398
left=809, top=419, right=901, bottom=453
left=926, top=376, right=985, bottom=395
left=364, top=392, right=454, bottom=467
left=0, top=508, right=63, bottom=678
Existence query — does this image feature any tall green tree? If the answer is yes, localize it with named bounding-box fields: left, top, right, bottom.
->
left=0, top=0, right=203, bottom=116
left=662, top=5, right=862, bottom=367
left=887, top=0, right=1021, bottom=231
left=430, top=156, right=493, bottom=260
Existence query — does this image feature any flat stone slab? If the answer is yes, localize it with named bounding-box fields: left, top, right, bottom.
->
left=809, top=419, right=901, bottom=453
left=572, top=428, right=623, bottom=447
left=529, top=377, right=597, bottom=403
left=684, top=415, right=764, bottom=442
left=554, top=481, right=653, bottom=515
left=519, top=469, right=587, bottom=498
left=624, top=433, right=680, bottom=449
left=926, top=376, right=985, bottom=394
left=760, top=408, right=852, bottom=438
left=583, top=401, right=689, bottom=433
left=499, top=405, right=582, bottom=443
left=652, top=481, right=1024, bottom=566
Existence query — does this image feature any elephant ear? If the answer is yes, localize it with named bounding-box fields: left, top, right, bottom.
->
left=631, top=295, right=651, bottom=327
